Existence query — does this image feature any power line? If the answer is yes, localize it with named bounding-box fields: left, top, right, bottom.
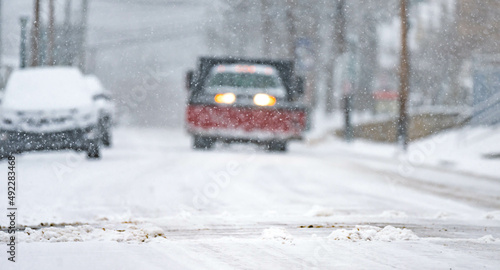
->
left=92, top=0, right=201, bottom=7
left=90, top=26, right=202, bottom=51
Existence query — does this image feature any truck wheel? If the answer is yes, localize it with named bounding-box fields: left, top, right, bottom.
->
left=267, top=140, right=287, bottom=152
left=193, top=136, right=215, bottom=150
left=99, top=118, right=112, bottom=147
left=86, top=141, right=101, bottom=159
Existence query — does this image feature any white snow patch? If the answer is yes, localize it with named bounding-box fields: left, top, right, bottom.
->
left=177, top=210, right=193, bottom=219
left=262, top=210, right=278, bottom=217
left=476, top=235, right=498, bottom=243
left=261, top=227, right=294, bottom=244
left=0, top=224, right=166, bottom=243
left=380, top=210, right=408, bottom=218
left=328, top=225, right=418, bottom=242
left=434, top=211, right=453, bottom=220
left=305, top=205, right=336, bottom=217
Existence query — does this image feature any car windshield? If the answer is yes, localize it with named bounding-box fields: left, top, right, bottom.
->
left=206, top=72, right=281, bottom=89
left=204, top=70, right=287, bottom=98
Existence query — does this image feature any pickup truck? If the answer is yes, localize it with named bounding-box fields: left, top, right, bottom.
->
left=185, top=57, right=307, bottom=152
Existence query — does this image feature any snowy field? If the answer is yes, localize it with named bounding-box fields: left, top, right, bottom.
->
left=0, top=127, right=499, bottom=269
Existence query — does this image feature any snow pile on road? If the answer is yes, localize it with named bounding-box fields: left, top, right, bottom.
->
left=380, top=210, right=408, bottom=218
left=434, top=211, right=453, bottom=220
left=0, top=224, right=166, bottom=243
left=262, top=227, right=294, bottom=244
left=305, top=205, right=336, bottom=217
left=484, top=211, right=500, bottom=220
left=328, top=225, right=418, bottom=242
left=476, top=235, right=499, bottom=243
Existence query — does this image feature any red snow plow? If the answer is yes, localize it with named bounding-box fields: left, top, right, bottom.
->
left=185, top=57, right=308, bottom=152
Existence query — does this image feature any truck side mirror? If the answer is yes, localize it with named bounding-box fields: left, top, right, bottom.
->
left=289, top=77, right=305, bottom=100
left=186, top=70, right=194, bottom=91
left=295, top=77, right=305, bottom=95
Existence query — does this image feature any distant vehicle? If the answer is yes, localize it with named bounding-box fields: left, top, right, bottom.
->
left=0, top=67, right=102, bottom=159
left=185, top=57, right=307, bottom=152
left=85, top=75, right=115, bottom=147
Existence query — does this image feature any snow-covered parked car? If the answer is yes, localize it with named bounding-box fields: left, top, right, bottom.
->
left=0, top=67, right=102, bottom=159
left=85, top=75, right=115, bottom=147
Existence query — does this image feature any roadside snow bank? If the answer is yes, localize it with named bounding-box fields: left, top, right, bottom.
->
left=328, top=225, right=418, bottom=242
left=0, top=224, right=166, bottom=243
left=262, top=227, right=294, bottom=244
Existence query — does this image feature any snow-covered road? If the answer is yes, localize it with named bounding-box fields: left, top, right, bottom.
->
left=1, top=128, right=499, bottom=269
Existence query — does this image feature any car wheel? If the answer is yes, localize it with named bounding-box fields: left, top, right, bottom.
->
left=193, top=136, right=215, bottom=150
left=102, top=129, right=112, bottom=147
left=86, top=141, right=101, bottom=159
left=0, top=152, right=9, bottom=160
left=267, top=140, right=287, bottom=152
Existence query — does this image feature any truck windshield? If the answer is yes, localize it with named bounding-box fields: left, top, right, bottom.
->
left=206, top=72, right=281, bottom=89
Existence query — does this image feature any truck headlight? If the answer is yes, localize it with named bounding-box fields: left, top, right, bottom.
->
left=215, top=93, right=236, bottom=104
left=253, top=93, right=276, bottom=106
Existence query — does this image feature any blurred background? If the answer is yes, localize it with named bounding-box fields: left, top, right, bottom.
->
left=0, top=0, right=499, bottom=134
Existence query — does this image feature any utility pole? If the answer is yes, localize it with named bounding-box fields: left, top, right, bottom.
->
left=64, top=0, right=72, bottom=25
left=79, top=0, right=89, bottom=72
left=0, top=0, right=3, bottom=67
left=336, top=0, right=346, bottom=57
left=398, top=0, right=410, bottom=150
left=285, top=0, right=296, bottom=61
left=48, top=0, right=55, bottom=65
left=63, top=0, right=73, bottom=66
left=260, top=0, right=271, bottom=58
left=335, top=0, right=353, bottom=142
left=30, top=0, right=41, bottom=67
left=20, top=16, right=29, bottom=68
left=326, top=0, right=346, bottom=114
left=325, top=2, right=336, bottom=114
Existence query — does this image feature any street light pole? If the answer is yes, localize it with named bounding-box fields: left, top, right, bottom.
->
left=398, top=0, right=410, bottom=150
